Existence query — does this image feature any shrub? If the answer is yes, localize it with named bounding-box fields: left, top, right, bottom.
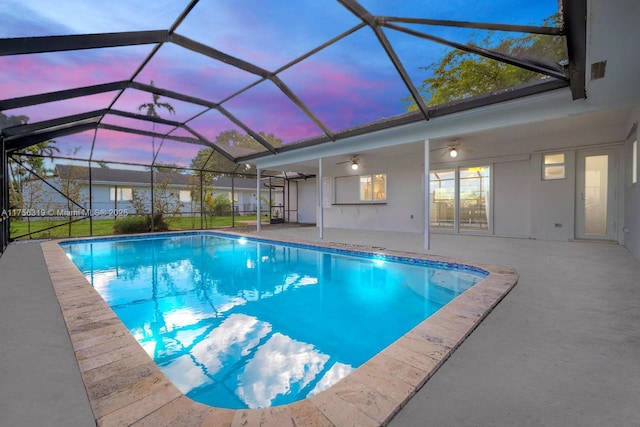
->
left=212, top=194, right=232, bottom=216
left=150, top=213, right=169, bottom=231
left=113, top=216, right=149, bottom=234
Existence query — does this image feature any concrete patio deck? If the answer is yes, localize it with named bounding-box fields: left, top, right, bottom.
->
left=1, top=228, right=638, bottom=426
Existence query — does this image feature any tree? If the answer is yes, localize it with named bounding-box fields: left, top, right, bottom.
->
left=130, top=189, right=149, bottom=215
left=190, top=129, right=283, bottom=176
left=187, top=129, right=282, bottom=225
left=2, top=113, right=60, bottom=174
left=153, top=163, right=180, bottom=173
left=137, top=81, right=175, bottom=157
left=137, top=81, right=175, bottom=121
left=138, top=84, right=177, bottom=230
left=0, top=112, right=28, bottom=128
left=19, top=176, right=45, bottom=237
left=215, top=129, right=282, bottom=152
left=3, top=112, right=60, bottom=214
left=55, top=163, right=89, bottom=237
left=151, top=168, right=183, bottom=231
left=404, top=15, right=566, bottom=110
left=211, top=193, right=232, bottom=216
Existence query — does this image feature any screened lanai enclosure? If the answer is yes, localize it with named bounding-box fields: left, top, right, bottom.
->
left=0, top=0, right=586, bottom=254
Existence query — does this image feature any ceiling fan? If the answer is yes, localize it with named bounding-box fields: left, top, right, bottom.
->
left=336, top=155, right=361, bottom=170
left=431, top=139, right=473, bottom=158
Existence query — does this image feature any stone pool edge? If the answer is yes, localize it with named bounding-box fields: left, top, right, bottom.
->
left=41, top=232, right=518, bottom=427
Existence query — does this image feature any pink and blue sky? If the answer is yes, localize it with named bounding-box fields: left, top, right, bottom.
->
left=0, top=0, right=559, bottom=166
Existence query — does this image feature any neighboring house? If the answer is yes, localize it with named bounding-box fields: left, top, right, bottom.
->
left=26, top=165, right=262, bottom=219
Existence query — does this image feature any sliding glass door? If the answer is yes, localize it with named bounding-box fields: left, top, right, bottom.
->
left=459, top=166, right=490, bottom=231
left=430, top=166, right=491, bottom=233
left=429, top=169, right=455, bottom=230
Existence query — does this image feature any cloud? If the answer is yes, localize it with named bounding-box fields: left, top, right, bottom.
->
left=134, top=43, right=260, bottom=104
left=5, top=92, right=117, bottom=124
left=279, top=59, right=407, bottom=131
left=0, top=46, right=149, bottom=100
left=0, top=2, right=70, bottom=37
left=173, top=0, right=358, bottom=71
left=1, top=0, right=190, bottom=36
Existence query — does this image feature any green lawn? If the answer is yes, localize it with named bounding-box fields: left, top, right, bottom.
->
left=10, top=214, right=266, bottom=240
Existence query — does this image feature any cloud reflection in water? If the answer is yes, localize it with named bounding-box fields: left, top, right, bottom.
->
left=158, top=312, right=353, bottom=409
left=189, top=313, right=272, bottom=378
left=237, top=332, right=331, bottom=408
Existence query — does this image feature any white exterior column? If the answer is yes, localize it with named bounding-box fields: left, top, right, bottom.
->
left=424, top=139, right=431, bottom=250
left=256, top=168, right=261, bottom=232
left=318, top=157, right=324, bottom=239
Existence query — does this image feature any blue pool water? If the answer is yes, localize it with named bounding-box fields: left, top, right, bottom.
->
left=61, top=233, right=486, bottom=409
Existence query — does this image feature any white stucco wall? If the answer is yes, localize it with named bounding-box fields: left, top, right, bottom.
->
left=529, top=151, right=577, bottom=241
left=623, top=116, right=640, bottom=259
left=493, top=160, right=531, bottom=237
left=297, top=179, right=317, bottom=224
left=321, top=148, right=425, bottom=233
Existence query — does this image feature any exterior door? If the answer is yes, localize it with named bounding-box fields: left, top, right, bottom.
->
left=575, top=148, right=617, bottom=240
left=429, top=166, right=491, bottom=233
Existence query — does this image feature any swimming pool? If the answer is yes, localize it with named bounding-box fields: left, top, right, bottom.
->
left=60, top=232, right=487, bottom=410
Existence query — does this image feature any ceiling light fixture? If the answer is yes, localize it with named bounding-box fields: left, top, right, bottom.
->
left=350, top=155, right=360, bottom=170
left=449, top=147, right=459, bottom=158
left=337, top=155, right=360, bottom=170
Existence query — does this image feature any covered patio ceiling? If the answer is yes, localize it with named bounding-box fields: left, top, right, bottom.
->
left=0, top=0, right=585, bottom=171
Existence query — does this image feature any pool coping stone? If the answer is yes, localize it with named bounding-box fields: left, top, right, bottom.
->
left=41, top=230, right=518, bottom=427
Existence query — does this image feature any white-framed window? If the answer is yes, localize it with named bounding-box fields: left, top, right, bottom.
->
left=542, top=153, right=566, bottom=180
left=179, top=190, right=192, bottom=203
left=109, top=187, right=133, bottom=201
left=359, top=174, right=386, bottom=201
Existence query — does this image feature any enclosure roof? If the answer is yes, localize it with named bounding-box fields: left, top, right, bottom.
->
left=0, top=0, right=585, bottom=170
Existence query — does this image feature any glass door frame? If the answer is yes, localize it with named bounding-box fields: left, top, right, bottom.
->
left=429, top=165, right=493, bottom=235
left=575, top=147, right=618, bottom=241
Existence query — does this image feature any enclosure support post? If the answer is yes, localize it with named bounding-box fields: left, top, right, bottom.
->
left=0, top=136, right=8, bottom=254
left=199, top=173, right=204, bottom=229
left=88, top=163, right=93, bottom=236
left=318, top=157, right=324, bottom=239
left=424, top=139, right=431, bottom=250
left=231, top=173, right=235, bottom=228
left=113, top=184, right=118, bottom=223
left=287, top=178, right=290, bottom=223
left=150, top=168, right=155, bottom=232
left=269, top=177, right=273, bottom=222
left=256, top=168, right=261, bottom=232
